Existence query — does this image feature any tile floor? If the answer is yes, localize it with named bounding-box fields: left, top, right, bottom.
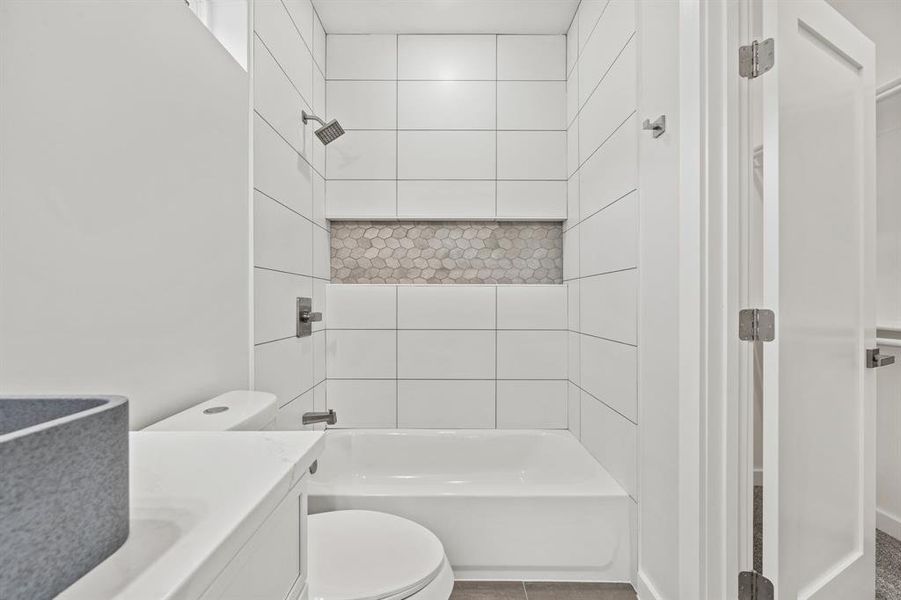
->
left=449, top=582, right=637, bottom=600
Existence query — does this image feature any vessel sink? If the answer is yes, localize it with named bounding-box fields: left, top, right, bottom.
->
left=0, top=396, right=129, bottom=600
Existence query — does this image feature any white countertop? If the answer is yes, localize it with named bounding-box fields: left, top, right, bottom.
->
left=58, top=431, right=324, bottom=600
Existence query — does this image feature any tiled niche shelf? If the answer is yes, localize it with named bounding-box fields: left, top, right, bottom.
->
left=330, top=221, right=563, bottom=284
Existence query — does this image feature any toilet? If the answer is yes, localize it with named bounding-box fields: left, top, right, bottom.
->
left=147, top=391, right=454, bottom=600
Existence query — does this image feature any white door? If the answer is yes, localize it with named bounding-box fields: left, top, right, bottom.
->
left=760, top=1, right=877, bottom=599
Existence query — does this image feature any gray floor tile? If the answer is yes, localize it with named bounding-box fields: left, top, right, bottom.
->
left=450, top=581, right=526, bottom=600
left=524, top=582, right=637, bottom=600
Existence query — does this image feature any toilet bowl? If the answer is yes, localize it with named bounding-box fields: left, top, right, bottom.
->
left=147, top=391, right=453, bottom=600
left=308, top=510, right=454, bottom=600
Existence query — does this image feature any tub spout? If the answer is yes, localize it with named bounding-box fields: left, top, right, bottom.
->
left=303, top=409, right=337, bottom=426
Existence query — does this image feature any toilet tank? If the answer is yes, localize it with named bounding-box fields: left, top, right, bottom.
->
left=144, top=391, right=277, bottom=431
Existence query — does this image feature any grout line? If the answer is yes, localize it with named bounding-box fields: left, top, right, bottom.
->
left=326, top=327, right=569, bottom=332
left=567, top=329, right=637, bottom=348
left=564, top=187, right=638, bottom=233
left=494, top=287, right=499, bottom=428
left=254, top=335, right=296, bottom=347
left=572, top=110, right=637, bottom=176
left=254, top=110, right=326, bottom=180
left=254, top=187, right=329, bottom=232
left=254, top=31, right=315, bottom=114
left=565, top=0, right=582, bottom=39
left=571, top=381, right=638, bottom=426
left=328, top=33, right=563, bottom=36
left=327, top=78, right=566, bottom=83
left=276, top=0, right=316, bottom=64
left=327, top=377, right=570, bottom=382
left=395, top=286, right=399, bottom=427
left=339, top=128, right=566, bottom=133
left=336, top=179, right=569, bottom=184
left=566, top=266, right=638, bottom=281
left=567, top=31, right=636, bottom=132
left=255, top=265, right=329, bottom=281
left=495, top=34, right=499, bottom=218
left=522, top=581, right=528, bottom=600
left=577, top=0, right=613, bottom=60
left=253, top=265, right=312, bottom=278
left=396, top=34, right=400, bottom=217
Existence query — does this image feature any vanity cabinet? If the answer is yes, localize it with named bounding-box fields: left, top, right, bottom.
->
left=200, top=476, right=309, bottom=600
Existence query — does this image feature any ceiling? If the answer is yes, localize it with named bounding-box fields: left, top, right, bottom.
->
left=311, top=0, right=580, bottom=34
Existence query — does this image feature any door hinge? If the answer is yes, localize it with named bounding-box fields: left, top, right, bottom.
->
left=738, top=571, right=774, bottom=600
left=739, top=38, right=775, bottom=79
left=739, top=309, right=775, bottom=342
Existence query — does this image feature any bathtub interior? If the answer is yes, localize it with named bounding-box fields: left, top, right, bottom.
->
left=310, top=429, right=628, bottom=494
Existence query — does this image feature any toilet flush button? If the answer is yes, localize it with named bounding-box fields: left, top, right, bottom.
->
left=203, top=406, right=229, bottom=415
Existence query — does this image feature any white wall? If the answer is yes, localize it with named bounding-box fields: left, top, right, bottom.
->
left=877, top=94, right=901, bottom=329
left=876, top=93, right=901, bottom=539
left=564, top=0, right=639, bottom=515
left=251, top=0, right=329, bottom=429
left=324, top=34, right=567, bottom=220
left=0, top=0, right=250, bottom=429
left=635, top=0, right=682, bottom=597
left=325, top=284, right=568, bottom=428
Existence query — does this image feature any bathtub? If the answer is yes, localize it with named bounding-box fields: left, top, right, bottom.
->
left=307, top=429, right=633, bottom=582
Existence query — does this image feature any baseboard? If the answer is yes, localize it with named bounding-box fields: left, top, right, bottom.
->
left=877, top=506, right=901, bottom=541
left=636, top=570, right=665, bottom=600
left=754, top=468, right=763, bottom=487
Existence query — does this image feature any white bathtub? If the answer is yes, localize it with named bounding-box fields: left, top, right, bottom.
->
left=307, top=429, right=633, bottom=582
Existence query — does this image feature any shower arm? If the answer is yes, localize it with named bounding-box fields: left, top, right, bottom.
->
left=302, top=111, right=326, bottom=127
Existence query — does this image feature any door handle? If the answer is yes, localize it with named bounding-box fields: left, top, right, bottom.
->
left=866, top=348, right=896, bottom=368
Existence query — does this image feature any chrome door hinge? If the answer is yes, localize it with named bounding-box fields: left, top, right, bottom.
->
left=739, top=309, right=775, bottom=342
left=739, top=38, right=775, bottom=79
left=738, top=571, right=774, bottom=600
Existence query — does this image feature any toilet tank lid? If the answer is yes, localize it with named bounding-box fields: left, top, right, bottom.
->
left=144, top=391, right=277, bottom=431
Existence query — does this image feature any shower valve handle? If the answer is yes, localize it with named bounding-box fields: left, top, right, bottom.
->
left=299, top=310, right=322, bottom=323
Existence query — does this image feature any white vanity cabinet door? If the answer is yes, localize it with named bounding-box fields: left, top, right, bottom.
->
left=200, top=476, right=308, bottom=600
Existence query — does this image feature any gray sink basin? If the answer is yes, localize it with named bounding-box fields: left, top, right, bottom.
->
left=0, top=396, right=129, bottom=600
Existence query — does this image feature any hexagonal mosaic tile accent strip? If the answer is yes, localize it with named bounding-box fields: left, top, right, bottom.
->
left=331, top=222, right=563, bottom=284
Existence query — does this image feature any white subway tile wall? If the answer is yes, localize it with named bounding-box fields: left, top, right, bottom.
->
left=326, top=284, right=568, bottom=429
left=565, top=0, right=639, bottom=502
left=325, top=34, right=567, bottom=221
left=253, top=0, right=327, bottom=430
left=250, top=10, right=638, bottom=491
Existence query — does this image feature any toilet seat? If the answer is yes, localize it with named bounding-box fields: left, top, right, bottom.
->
left=307, top=510, right=451, bottom=600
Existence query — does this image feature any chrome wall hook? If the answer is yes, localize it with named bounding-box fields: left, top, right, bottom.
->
left=642, top=115, right=666, bottom=138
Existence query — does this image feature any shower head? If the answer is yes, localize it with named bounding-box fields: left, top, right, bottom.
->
left=302, top=111, right=345, bottom=145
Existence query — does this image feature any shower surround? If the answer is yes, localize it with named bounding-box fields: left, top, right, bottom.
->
left=324, top=34, right=567, bottom=221
left=321, top=34, right=571, bottom=432
left=330, top=221, right=563, bottom=284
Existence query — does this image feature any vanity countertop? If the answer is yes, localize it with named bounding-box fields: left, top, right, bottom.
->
left=57, top=431, right=324, bottom=600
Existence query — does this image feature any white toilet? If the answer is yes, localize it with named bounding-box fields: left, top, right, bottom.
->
left=146, top=391, right=454, bottom=600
